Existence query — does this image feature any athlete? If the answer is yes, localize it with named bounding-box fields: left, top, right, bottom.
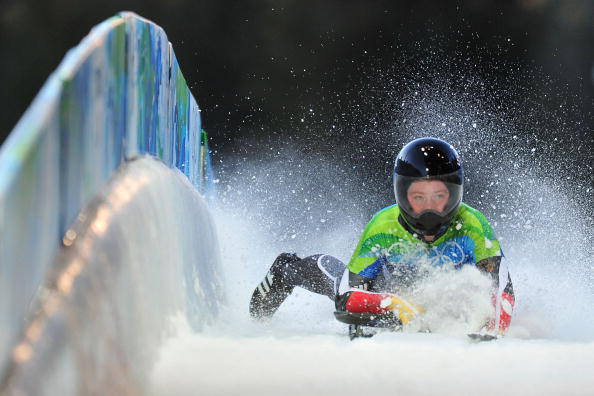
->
left=249, top=137, right=515, bottom=336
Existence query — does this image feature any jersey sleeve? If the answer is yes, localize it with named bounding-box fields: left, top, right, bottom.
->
left=346, top=214, right=389, bottom=277
left=465, top=206, right=502, bottom=262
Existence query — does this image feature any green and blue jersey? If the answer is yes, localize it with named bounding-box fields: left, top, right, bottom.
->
left=347, top=203, right=501, bottom=288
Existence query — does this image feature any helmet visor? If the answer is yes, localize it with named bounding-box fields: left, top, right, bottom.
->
left=394, top=173, right=463, bottom=235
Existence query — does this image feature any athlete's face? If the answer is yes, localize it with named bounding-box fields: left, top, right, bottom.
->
left=407, top=180, right=450, bottom=214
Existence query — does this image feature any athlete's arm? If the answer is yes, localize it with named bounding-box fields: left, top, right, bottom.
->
left=477, top=256, right=515, bottom=334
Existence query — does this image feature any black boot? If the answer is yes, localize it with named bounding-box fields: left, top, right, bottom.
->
left=249, top=253, right=300, bottom=319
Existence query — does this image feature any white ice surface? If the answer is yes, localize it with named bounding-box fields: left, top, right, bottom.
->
left=150, top=328, right=594, bottom=396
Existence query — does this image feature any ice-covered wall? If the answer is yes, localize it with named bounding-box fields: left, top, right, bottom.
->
left=2, top=157, right=221, bottom=395
left=0, top=12, right=217, bottom=391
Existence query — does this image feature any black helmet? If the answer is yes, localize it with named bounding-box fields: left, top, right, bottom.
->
left=393, top=137, right=464, bottom=237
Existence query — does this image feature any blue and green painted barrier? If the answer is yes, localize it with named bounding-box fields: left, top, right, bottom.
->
left=0, top=12, right=216, bottom=388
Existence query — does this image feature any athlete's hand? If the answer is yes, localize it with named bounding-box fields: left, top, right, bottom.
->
left=380, top=295, right=424, bottom=325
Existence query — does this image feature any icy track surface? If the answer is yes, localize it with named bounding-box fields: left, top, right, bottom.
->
left=150, top=329, right=594, bottom=396
left=146, top=200, right=594, bottom=396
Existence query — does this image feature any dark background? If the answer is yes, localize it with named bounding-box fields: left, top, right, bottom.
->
left=1, top=0, right=593, bottom=227
left=2, top=1, right=593, bottom=143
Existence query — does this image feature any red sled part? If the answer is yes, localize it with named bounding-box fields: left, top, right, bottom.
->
left=345, top=291, right=391, bottom=314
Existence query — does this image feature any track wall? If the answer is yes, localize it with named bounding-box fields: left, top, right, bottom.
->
left=0, top=12, right=218, bottom=393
